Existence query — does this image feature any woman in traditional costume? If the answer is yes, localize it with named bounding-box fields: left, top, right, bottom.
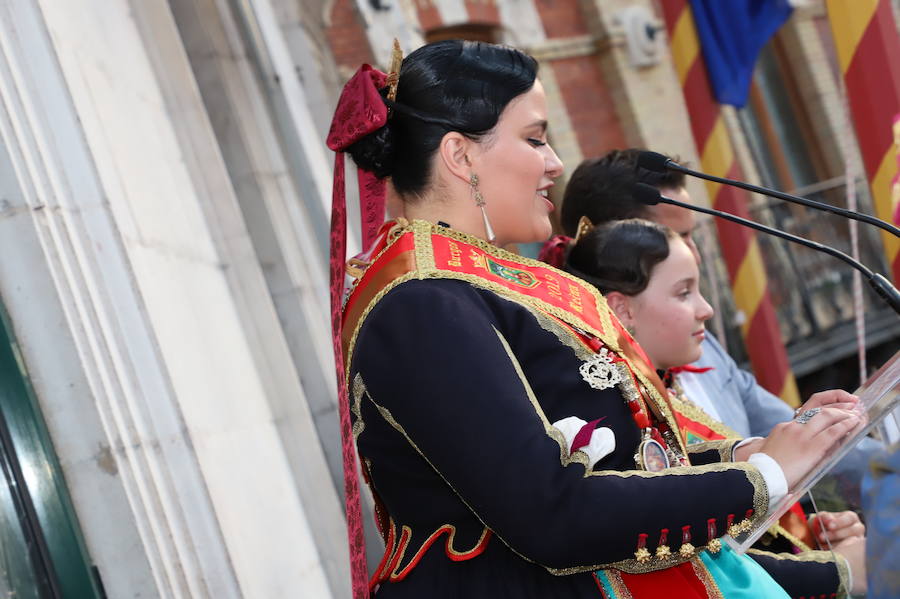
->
left=328, top=39, right=863, bottom=598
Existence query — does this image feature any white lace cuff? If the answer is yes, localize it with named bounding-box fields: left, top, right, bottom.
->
left=552, top=416, right=615, bottom=469
left=747, top=452, right=788, bottom=512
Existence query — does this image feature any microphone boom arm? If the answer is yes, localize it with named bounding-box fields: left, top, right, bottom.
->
left=656, top=194, right=900, bottom=315
left=664, top=160, right=900, bottom=238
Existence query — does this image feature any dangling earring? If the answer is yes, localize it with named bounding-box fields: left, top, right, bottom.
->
left=470, top=173, right=496, bottom=244
left=626, top=324, right=636, bottom=337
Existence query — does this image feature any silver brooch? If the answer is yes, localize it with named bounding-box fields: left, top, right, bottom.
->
left=579, top=348, right=623, bottom=390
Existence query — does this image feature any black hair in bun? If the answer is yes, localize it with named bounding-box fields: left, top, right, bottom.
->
left=346, top=39, right=538, bottom=198
left=346, top=103, right=396, bottom=179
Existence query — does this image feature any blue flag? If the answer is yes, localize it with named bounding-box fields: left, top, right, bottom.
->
left=689, top=0, right=794, bottom=108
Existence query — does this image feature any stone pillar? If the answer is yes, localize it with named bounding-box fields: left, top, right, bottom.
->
left=0, top=0, right=343, bottom=595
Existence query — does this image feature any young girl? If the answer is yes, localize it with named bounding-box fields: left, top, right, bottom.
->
left=565, top=219, right=866, bottom=569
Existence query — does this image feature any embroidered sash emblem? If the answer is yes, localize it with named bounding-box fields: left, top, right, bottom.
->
left=579, top=348, right=623, bottom=390
left=469, top=251, right=541, bottom=288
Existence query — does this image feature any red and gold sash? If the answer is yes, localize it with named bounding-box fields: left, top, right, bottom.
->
left=343, top=220, right=688, bottom=459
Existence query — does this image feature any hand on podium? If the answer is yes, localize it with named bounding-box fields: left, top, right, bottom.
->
left=733, top=390, right=862, bottom=463
left=734, top=390, right=862, bottom=490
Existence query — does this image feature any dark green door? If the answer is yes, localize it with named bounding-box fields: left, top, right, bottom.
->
left=0, top=303, right=103, bottom=598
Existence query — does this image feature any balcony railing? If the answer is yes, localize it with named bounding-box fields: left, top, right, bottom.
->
left=696, top=176, right=900, bottom=378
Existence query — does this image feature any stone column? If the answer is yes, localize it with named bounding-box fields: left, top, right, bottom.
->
left=0, top=0, right=342, bottom=595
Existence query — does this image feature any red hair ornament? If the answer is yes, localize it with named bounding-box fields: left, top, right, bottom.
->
left=326, top=63, right=391, bottom=599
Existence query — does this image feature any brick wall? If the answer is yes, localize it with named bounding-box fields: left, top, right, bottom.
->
left=551, top=56, right=627, bottom=157
left=327, top=0, right=375, bottom=77
left=535, top=0, right=588, bottom=37
left=530, top=0, right=628, bottom=161
left=463, top=0, right=500, bottom=26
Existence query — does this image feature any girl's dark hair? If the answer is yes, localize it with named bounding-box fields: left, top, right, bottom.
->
left=346, top=40, right=538, bottom=197
left=564, top=219, right=677, bottom=296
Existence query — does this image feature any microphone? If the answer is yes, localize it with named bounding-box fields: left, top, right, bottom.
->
left=636, top=151, right=900, bottom=238
left=633, top=183, right=900, bottom=315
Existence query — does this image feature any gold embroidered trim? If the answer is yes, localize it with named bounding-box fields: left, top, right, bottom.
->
left=616, top=364, right=642, bottom=405
left=685, top=439, right=741, bottom=463
left=746, top=548, right=849, bottom=598
left=413, top=221, right=436, bottom=274
left=766, top=523, right=813, bottom=553
left=743, top=463, right=769, bottom=533
left=525, top=306, right=595, bottom=361
left=352, top=373, right=366, bottom=440
left=342, top=220, right=409, bottom=301
left=600, top=570, right=634, bottom=599
left=669, top=389, right=742, bottom=442
left=690, top=557, right=725, bottom=599
left=834, top=551, right=851, bottom=599
left=575, top=462, right=768, bottom=574
left=747, top=547, right=843, bottom=565
left=492, top=326, right=591, bottom=470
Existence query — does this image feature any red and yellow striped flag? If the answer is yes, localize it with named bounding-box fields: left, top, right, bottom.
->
left=893, top=114, right=899, bottom=225
left=827, top=0, right=900, bottom=283
left=662, top=0, right=800, bottom=406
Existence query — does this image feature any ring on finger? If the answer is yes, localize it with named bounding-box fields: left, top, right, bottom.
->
left=794, top=407, right=822, bottom=424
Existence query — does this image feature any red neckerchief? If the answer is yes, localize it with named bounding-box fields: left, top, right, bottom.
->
left=662, top=364, right=713, bottom=388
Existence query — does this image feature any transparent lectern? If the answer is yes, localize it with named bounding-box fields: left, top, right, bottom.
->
left=725, top=350, right=900, bottom=553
